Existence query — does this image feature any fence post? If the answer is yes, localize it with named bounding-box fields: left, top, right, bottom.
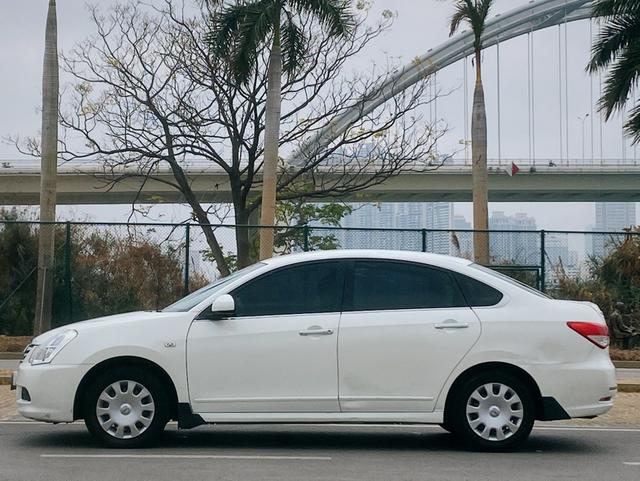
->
left=540, top=229, right=546, bottom=293
left=303, top=225, right=310, bottom=252
left=64, top=222, right=72, bottom=322
left=421, top=229, right=427, bottom=253
left=183, top=224, right=190, bottom=296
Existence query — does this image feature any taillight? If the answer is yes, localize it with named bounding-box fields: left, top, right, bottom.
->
left=567, top=322, right=610, bottom=349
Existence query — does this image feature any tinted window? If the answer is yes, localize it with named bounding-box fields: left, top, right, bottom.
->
left=164, top=262, right=265, bottom=312
left=454, top=272, right=504, bottom=306
left=232, top=261, right=344, bottom=317
left=348, top=261, right=467, bottom=311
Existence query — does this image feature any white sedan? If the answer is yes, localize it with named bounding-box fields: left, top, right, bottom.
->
left=13, top=250, right=616, bottom=451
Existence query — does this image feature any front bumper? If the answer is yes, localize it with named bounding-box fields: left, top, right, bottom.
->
left=14, top=362, right=91, bottom=423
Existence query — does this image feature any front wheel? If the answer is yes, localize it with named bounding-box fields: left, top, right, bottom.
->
left=83, top=367, right=170, bottom=448
left=450, top=371, right=535, bottom=452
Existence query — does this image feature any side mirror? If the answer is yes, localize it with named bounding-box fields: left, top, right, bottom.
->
left=208, top=294, right=235, bottom=320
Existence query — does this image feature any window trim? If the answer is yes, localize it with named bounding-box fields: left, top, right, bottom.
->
left=229, top=259, right=348, bottom=318
left=342, top=258, right=469, bottom=313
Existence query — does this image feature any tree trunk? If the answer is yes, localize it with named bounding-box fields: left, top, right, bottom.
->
left=165, top=159, right=230, bottom=277
left=472, top=50, right=489, bottom=265
left=34, top=0, right=59, bottom=336
left=258, top=21, right=282, bottom=260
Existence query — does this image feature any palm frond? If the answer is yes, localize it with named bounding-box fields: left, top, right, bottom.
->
left=588, top=15, right=640, bottom=72
left=205, top=2, right=253, bottom=59
left=206, top=0, right=279, bottom=84
left=593, top=0, right=640, bottom=19
left=281, top=17, right=308, bottom=76
left=624, top=102, right=640, bottom=144
left=288, top=0, right=355, bottom=37
left=449, top=0, right=493, bottom=50
left=597, top=39, right=640, bottom=120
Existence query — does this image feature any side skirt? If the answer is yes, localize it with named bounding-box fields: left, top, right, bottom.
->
left=195, top=411, right=445, bottom=425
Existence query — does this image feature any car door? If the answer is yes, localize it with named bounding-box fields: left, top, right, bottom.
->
left=338, top=259, right=481, bottom=413
left=187, top=260, right=345, bottom=414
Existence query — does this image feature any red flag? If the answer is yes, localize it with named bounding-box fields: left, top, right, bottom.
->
left=506, top=162, right=520, bottom=177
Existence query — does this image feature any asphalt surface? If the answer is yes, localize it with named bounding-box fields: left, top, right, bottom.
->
left=0, top=422, right=638, bottom=481
left=0, top=360, right=18, bottom=370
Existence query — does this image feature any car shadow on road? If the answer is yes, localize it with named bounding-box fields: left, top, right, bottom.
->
left=19, top=424, right=606, bottom=455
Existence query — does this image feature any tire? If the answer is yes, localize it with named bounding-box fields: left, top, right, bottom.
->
left=83, top=366, right=170, bottom=448
left=449, top=371, right=535, bottom=452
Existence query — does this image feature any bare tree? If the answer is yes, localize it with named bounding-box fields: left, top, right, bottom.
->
left=34, top=0, right=59, bottom=335
left=20, top=1, right=444, bottom=274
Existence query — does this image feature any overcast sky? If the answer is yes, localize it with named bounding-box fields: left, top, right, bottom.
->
left=0, top=0, right=636, bottom=229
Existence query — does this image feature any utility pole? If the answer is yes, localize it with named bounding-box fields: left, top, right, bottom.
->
left=34, top=0, right=59, bottom=335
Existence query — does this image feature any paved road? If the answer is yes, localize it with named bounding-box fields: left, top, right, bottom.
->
left=0, top=422, right=638, bottom=481
left=0, top=360, right=19, bottom=370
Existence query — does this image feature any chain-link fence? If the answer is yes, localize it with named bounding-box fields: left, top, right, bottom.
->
left=1, top=220, right=639, bottom=336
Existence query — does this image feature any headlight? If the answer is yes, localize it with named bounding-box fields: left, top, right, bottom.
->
left=29, top=330, right=78, bottom=365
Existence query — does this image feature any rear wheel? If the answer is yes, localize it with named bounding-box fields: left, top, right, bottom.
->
left=450, top=371, right=535, bottom=451
left=83, top=367, right=169, bottom=448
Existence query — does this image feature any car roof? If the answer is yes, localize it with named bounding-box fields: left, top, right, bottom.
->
left=262, top=250, right=474, bottom=270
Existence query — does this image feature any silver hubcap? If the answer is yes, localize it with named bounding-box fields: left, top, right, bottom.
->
left=466, top=383, right=523, bottom=442
left=96, top=380, right=155, bottom=439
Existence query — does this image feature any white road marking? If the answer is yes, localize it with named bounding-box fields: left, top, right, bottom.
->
left=40, top=454, right=331, bottom=461
left=623, top=462, right=640, bottom=466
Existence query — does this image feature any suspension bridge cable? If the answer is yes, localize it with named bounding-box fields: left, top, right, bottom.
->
left=527, top=31, right=532, bottom=163
left=497, top=36, right=502, bottom=166
left=531, top=29, right=536, bottom=165
left=565, top=11, right=570, bottom=164
left=590, top=19, right=595, bottom=163
left=558, top=25, right=564, bottom=163
left=464, top=52, right=469, bottom=164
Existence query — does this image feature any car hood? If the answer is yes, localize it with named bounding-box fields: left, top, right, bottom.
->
left=32, top=311, right=191, bottom=344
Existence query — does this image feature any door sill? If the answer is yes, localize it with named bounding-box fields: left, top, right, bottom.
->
left=196, top=411, right=443, bottom=424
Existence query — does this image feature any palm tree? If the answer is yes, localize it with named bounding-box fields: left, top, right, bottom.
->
left=208, top=0, right=354, bottom=260
left=589, top=0, right=640, bottom=143
left=450, top=0, right=493, bottom=265
left=34, top=0, right=59, bottom=335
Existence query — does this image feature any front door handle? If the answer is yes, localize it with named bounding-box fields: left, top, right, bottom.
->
left=435, top=320, right=470, bottom=330
left=299, top=327, right=334, bottom=336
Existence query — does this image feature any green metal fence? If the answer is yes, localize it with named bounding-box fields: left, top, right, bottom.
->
left=1, top=220, right=638, bottom=336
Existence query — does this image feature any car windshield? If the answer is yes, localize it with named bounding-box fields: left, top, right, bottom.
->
left=163, top=262, right=265, bottom=312
left=470, top=263, right=551, bottom=299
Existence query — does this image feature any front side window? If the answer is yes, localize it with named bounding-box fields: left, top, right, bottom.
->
left=348, top=260, right=467, bottom=311
left=232, top=261, right=345, bottom=317
left=163, top=263, right=265, bottom=312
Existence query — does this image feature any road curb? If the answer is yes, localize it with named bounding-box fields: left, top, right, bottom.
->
left=618, top=382, right=640, bottom=393
left=0, top=353, right=22, bottom=360
left=614, top=360, right=640, bottom=369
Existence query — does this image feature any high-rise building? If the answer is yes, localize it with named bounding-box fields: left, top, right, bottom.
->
left=488, top=212, right=538, bottom=265
left=590, top=203, right=637, bottom=258
left=338, top=203, right=453, bottom=253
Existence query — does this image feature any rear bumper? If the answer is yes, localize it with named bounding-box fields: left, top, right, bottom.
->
left=14, top=362, right=90, bottom=423
left=527, top=353, right=616, bottom=420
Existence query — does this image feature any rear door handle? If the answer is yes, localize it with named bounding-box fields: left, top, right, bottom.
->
left=299, top=327, right=334, bottom=336
left=435, top=320, right=470, bottom=330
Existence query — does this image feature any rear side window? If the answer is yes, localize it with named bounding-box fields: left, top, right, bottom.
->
left=232, top=261, right=344, bottom=317
left=453, top=273, right=503, bottom=307
left=347, top=260, right=467, bottom=311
